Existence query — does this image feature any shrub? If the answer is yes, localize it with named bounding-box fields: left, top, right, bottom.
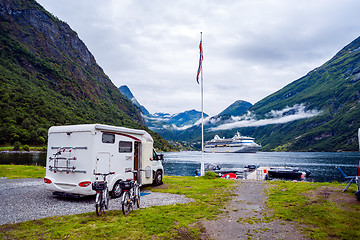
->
left=37, top=136, right=45, bottom=145
left=23, top=145, right=30, bottom=151
left=202, top=171, right=218, bottom=179
left=12, top=141, right=21, bottom=151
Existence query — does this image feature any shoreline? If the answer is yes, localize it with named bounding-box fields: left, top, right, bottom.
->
left=0, top=150, right=46, bottom=154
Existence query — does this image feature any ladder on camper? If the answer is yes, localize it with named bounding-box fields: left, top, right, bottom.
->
left=48, top=147, right=86, bottom=174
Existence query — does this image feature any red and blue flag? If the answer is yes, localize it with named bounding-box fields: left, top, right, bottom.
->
left=196, top=39, right=203, bottom=84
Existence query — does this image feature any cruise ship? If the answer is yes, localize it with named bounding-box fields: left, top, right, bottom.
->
left=204, top=132, right=261, bottom=153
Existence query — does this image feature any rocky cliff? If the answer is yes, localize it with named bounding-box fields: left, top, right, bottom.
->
left=0, top=0, right=176, bottom=151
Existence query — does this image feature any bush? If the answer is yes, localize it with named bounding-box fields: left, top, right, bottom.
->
left=23, top=145, right=30, bottom=151
left=37, top=136, right=45, bottom=145
left=12, top=141, right=21, bottom=151
left=202, top=171, right=218, bottom=179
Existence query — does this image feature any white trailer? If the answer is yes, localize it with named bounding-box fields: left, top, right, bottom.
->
left=44, top=124, right=164, bottom=197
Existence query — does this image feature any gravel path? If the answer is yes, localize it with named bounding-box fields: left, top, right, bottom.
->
left=201, top=180, right=309, bottom=240
left=0, top=178, right=192, bottom=225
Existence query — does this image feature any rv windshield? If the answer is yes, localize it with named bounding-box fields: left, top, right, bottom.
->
left=153, top=150, right=164, bottom=161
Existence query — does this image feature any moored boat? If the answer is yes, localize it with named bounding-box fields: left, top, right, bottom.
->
left=267, top=167, right=311, bottom=180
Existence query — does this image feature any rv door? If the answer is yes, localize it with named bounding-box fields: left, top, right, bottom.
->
left=96, top=152, right=110, bottom=173
left=140, top=141, right=153, bottom=185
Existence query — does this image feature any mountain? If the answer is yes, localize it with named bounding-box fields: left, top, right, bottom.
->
left=118, top=85, right=150, bottom=115
left=218, top=100, right=252, bottom=116
left=0, top=0, right=175, bottom=151
left=168, top=109, right=208, bottom=126
left=118, top=85, right=208, bottom=133
left=145, top=109, right=209, bottom=142
left=147, top=109, right=208, bottom=130
left=212, top=36, right=360, bottom=151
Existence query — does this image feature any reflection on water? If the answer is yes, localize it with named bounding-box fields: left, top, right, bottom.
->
left=162, top=151, right=360, bottom=182
left=0, top=152, right=47, bottom=166
left=1, top=151, right=359, bottom=182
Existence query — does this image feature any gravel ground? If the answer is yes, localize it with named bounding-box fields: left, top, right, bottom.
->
left=0, top=178, right=193, bottom=225
left=201, top=180, right=309, bottom=240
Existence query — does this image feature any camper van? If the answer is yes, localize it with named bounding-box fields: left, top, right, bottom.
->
left=44, top=124, right=164, bottom=197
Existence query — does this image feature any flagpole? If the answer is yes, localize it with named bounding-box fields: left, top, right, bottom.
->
left=200, top=32, right=205, bottom=176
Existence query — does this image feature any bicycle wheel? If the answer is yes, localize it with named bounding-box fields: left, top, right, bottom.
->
left=96, top=192, right=103, bottom=216
left=104, top=189, right=109, bottom=210
left=122, top=191, right=131, bottom=215
left=134, top=186, right=140, bottom=208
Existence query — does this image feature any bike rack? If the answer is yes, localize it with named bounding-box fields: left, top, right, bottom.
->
left=48, top=147, right=86, bottom=174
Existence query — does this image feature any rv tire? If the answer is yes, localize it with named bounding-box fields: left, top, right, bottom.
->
left=111, top=180, right=122, bottom=198
left=153, top=170, right=163, bottom=186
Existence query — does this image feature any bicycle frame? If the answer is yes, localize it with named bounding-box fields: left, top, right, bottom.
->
left=121, top=171, right=140, bottom=215
left=93, top=171, right=114, bottom=216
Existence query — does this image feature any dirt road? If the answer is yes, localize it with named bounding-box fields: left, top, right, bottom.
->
left=201, top=180, right=309, bottom=240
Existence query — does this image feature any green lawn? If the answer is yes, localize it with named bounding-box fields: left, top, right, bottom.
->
left=0, top=164, right=45, bottom=179
left=1, top=165, right=359, bottom=239
left=0, top=170, right=235, bottom=239
left=267, top=181, right=360, bottom=239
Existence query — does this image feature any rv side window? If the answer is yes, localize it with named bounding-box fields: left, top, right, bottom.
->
left=119, top=141, right=132, bottom=153
left=102, top=133, right=115, bottom=143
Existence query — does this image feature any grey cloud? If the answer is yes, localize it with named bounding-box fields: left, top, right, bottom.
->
left=37, top=0, right=360, bottom=116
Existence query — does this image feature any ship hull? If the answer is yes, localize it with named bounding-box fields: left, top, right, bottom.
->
left=204, top=145, right=260, bottom=153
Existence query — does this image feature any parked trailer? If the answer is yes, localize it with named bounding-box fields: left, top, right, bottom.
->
left=44, top=124, right=164, bottom=197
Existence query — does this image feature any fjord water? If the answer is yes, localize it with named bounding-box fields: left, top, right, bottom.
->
left=0, top=152, right=47, bottom=166
left=162, top=151, right=360, bottom=182
left=1, top=151, right=359, bottom=182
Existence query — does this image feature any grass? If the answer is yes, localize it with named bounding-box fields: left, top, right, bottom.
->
left=0, top=170, right=236, bottom=239
left=0, top=164, right=45, bottom=179
left=267, top=181, right=360, bottom=239
left=2, top=165, right=360, bottom=239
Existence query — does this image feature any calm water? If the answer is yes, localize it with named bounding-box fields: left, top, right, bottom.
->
left=0, top=152, right=47, bottom=166
left=1, top=151, right=359, bottom=182
left=162, top=151, right=360, bottom=182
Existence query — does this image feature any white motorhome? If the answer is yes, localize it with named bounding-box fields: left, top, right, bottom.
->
left=44, top=124, right=164, bottom=197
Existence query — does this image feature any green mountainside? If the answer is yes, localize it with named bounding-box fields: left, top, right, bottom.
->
left=218, top=100, right=252, bottom=117
left=244, top=36, right=360, bottom=151
left=0, top=0, right=175, bottom=151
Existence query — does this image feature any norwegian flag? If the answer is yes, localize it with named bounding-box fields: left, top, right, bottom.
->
left=196, top=39, right=203, bottom=84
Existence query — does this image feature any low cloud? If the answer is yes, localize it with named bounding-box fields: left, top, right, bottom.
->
left=167, top=116, right=214, bottom=131
left=209, top=104, right=321, bottom=131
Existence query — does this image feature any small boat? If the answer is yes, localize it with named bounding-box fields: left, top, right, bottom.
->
left=221, top=173, right=237, bottom=179
left=267, top=167, right=310, bottom=180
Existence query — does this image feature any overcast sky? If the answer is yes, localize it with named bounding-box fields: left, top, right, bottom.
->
left=37, top=0, right=360, bottom=116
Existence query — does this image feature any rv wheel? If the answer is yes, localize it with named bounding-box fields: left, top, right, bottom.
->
left=111, top=180, right=122, bottom=198
left=153, top=170, right=163, bottom=186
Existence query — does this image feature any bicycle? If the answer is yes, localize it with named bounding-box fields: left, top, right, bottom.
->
left=92, top=171, right=115, bottom=216
left=121, top=171, right=140, bottom=215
